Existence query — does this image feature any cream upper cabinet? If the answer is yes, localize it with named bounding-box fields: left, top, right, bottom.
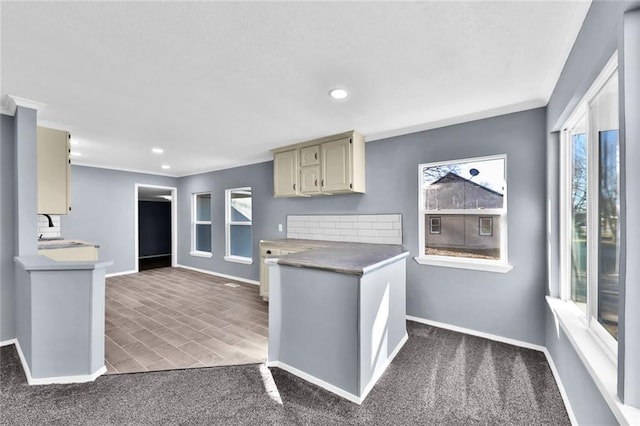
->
left=37, top=127, right=71, bottom=215
left=272, top=131, right=365, bottom=198
left=300, top=165, right=322, bottom=194
left=300, top=145, right=320, bottom=167
left=273, top=149, right=300, bottom=197
left=321, top=137, right=351, bottom=192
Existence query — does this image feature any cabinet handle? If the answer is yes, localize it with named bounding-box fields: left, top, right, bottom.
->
left=314, top=152, right=318, bottom=160
left=293, top=183, right=296, bottom=190
left=350, top=183, right=353, bottom=189
left=315, top=179, right=318, bottom=187
left=321, top=180, right=324, bottom=187
left=266, top=250, right=272, bottom=255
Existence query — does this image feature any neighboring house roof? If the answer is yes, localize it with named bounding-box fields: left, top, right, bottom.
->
left=432, top=172, right=504, bottom=197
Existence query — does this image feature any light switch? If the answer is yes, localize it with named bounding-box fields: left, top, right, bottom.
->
left=278, top=224, right=283, bottom=232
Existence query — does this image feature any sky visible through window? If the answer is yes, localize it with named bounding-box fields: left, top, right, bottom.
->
left=422, top=158, right=505, bottom=194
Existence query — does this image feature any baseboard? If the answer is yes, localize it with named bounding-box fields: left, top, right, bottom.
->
left=542, top=347, right=578, bottom=426
left=176, top=264, right=260, bottom=286
left=267, top=360, right=364, bottom=404
left=12, top=339, right=106, bottom=385
left=105, top=269, right=136, bottom=278
left=267, top=333, right=408, bottom=405
left=406, top=315, right=545, bottom=352
left=0, top=338, right=17, bottom=347
left=360, top=332, right=409, bottom=401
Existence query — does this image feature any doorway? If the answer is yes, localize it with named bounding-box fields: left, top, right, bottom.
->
left=134, top=184, right=178, bottom=272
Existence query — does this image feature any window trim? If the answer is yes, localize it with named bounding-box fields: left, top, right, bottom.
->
left=415, top=154, right=512, bottom=273
left=224, top=187, right=253, bottom=264
left=191, top=192, right=212, bottom=257
left=559, top=52, right=619, bottom=359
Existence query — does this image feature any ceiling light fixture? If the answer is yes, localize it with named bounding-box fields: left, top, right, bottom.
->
left=152, top=147, right=164, bottom=154
left=329, top=88, right=349, bottom=100
left=161, top=164, right=170, bottom=170
left=70, top=151, right=82, bottom=157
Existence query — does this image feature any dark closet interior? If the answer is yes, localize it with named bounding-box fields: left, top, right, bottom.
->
left=138, top=200, right=171, bottom=270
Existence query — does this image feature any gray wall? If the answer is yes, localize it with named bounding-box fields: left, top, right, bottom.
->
left=178, top=107, right=548, bottom=346
left=544, top=305, right=618, bottom=425
left=545, top=0, right=639, bottom=420
left=61, top=166, right=176, bottom=274
left=0, top=114, right=16, bottom=341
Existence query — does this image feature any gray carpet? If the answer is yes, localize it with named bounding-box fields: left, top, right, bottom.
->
left=0, top=321, right=569, bottom=425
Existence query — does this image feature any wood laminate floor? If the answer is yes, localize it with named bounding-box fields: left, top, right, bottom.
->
left=104, top=267, right=268, bottom=374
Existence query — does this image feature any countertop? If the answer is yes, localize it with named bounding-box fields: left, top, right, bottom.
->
left=37, top=239, right=100, bottom=250
left=15, top=255, right=112, bottom=271
left=262, top=239, right=409, bottom=276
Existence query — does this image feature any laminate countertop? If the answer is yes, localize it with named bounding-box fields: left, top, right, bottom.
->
left=261, top=239, right=409, bottom=276
left=37, top=239, right=100, bottom=250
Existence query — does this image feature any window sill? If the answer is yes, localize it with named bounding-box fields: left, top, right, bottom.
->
left=224, top=255, right=253, bottom=265
left=546, top=296, right=640, bottom=425
left=414, top=256, right=513, bottom=273
left=189, top=251, right=212, bottom=258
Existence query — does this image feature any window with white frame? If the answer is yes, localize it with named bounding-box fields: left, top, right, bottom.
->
left=560, top=55, right=620, bottom=353
left=224, top=187, right=252, bottom=264
left=191, top=192, right=212, bottom=257
left=416, top=155, right=511, bottom=272
left=429, top=217, right=441, bottom=234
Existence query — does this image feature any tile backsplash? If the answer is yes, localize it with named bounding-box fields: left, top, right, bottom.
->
left=37, top=215, right=61, bottom=239
left=287, top=214, right=402, bottom=245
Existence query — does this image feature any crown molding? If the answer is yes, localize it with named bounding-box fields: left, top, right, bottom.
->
left=2, top=95, right=47, bottom=116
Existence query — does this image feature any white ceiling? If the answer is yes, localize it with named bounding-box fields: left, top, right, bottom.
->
left=1, top=1, right=591, bottom=177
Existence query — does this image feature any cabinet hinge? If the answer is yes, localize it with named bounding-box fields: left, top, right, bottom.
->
left=68, top=159, right=71, bottom=164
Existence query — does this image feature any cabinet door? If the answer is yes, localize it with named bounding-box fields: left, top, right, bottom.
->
left=321, top=137, right=352, bottom=192
left=273, top=150, right=299, bottom=197
left=300, top=145, right=320, bottom=167
left=37, top=127, right=70, bottom=214
left=300, top=166, right=321, bottom=194
left=259, top=246, right=276, bottom=300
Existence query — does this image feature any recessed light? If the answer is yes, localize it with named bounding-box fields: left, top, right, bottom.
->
left=329, top=88, right=349, bottom=100
left=70, top=151, right=82, bottom=157
left=161, top=164, right=170, bottom=170
left=152, top=147, right=164, bottom=154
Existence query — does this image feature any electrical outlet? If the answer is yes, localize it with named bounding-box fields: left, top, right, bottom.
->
left=278, top=224, right=283, bottom=232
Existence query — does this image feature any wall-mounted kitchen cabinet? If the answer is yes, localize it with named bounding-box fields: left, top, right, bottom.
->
left=273, top=149, right=300, bottom=197
left=272, top=131, right=365, bottom=198
left=37, top=126, right=71, bottom=215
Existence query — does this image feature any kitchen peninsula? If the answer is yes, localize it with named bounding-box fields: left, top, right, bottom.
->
left=13, top=253, right=112, bottom=385
left=266, top=242, right=409, bottom=404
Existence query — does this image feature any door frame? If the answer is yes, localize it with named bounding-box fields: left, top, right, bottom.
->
left=134, top=183, right=178, bottom=273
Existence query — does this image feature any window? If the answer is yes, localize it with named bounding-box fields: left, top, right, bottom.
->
left=560, top=56, right=620, bottom=353
left=224, top=187, right=252, bottom=264
left=479, top=217, right=493, bottom=236
left=429, top=217, right=441, bottom=234
left=191, top=192, right=212, bottom=257
left=416, top=155, right=511, bottom=272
